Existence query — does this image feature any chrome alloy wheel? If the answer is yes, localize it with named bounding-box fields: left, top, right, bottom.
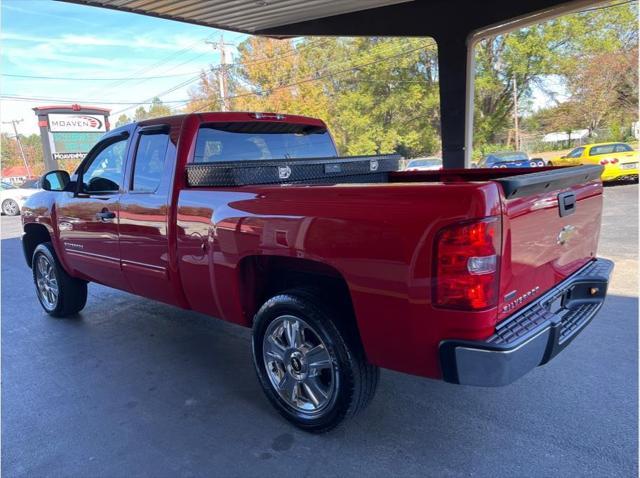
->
left=35, top=254, right=58, bottom=310
left=2, top=200, right=19, bottom=216
left=263, top=315, right=336, bottom=415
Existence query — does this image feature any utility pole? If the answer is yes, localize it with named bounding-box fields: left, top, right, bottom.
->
left=512, top=77, right=519, bottom=150
left=2, top=119, right=32, bottom=177
left=206, top=35, right=234, bottom=112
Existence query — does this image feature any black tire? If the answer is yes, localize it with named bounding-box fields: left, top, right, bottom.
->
left=252, top=288, right=379, bottom=433
left=32, top=242, right=87, bottom=317
left=2, top=199, right=20, bottom=216
left=547, top=161, right=553, bottom=166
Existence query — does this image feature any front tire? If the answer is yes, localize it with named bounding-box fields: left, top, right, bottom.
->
left=252, top=288, right=379, bottom=432
left=2, top=199, right=20, bottom=216
left=32, top=243, right=87, bottom=317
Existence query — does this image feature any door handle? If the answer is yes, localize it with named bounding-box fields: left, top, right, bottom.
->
left=557, top=192, right=576, bottom=217
left=96, top=210, right=116, bottom=221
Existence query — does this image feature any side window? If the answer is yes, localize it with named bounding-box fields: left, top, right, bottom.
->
left=132, top=133, right=169, bottom=192
left=614, top=144, right=632, bottom=153
left=589, top=145, right=615, bottom=156
left=567, top=147, right=584, bottom=158
left=82, top=138, right=128, bottom=193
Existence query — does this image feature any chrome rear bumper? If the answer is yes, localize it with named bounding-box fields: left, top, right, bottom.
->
left=439, top=258, right=614, bottom=386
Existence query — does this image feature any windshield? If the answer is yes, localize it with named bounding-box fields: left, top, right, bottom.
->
left=1, top=182, right=16, bottom=190
left=20, top=179, right=40, bottom=189
left=194, top=122, right=338, bottom=163
left=407, top=159, right=441, bottom=167
left=567, top=147, right=584, bottom=158
left=490, top=152, right=528, bottom=162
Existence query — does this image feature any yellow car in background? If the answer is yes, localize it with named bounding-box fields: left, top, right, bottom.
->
left=550, top=142, right=639, bottom=182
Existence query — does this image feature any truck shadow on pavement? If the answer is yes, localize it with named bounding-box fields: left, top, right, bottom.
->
left=2, top=236, right=638, bottom=477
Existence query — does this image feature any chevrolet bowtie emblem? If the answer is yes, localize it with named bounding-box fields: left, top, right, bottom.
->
left=557, top=225, right=577, bottom=245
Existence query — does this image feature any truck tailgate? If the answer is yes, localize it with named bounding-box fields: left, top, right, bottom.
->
left=495, top=165, right=604, bottom=321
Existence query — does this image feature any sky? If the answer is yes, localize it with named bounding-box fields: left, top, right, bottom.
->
left=1, top=0, right=247, bottom=136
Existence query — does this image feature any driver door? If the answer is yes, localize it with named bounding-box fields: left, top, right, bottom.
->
left=57, top=132, right=132, bottom=291
left=567, top=147, right=585, bottom=165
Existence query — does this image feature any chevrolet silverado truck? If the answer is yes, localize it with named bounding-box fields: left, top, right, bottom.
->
left=22, top=112, right=613, bottom=432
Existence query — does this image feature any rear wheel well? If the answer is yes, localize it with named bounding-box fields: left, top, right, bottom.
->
left=239, top=256, right=360, bottom=337
left=23, top=224, right=52, bottom=268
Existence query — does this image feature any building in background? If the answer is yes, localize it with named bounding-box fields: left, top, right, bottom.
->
left=33, top=104, right=110, bottom=172
left=1, top=166, right=30, bottom=185
left=542, top=129, right=590, bottom=146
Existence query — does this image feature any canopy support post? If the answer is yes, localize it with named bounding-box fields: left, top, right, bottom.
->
left=437, top=36, right=472, bottom=169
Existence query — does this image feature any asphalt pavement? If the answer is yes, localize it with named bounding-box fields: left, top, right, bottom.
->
left=2, top=183, right=638, bottom=477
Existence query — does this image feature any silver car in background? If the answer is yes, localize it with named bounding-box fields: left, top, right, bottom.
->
left=404, top=157, right=442, bottom=171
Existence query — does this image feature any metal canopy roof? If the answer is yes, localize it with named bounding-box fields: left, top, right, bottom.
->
left=60, top=0, right=415, bottom=34
left=61, top=0, right=589, bottom=38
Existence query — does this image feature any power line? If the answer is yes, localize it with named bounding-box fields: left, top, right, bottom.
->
left=3, top=71, right=204, bottom=81
left=2, top=41, right=435, bottom=115
left=225, top=37, right=333, bottom=69
left=101, top=50, right=213, bottom=97
left=77, top=38, right=337, bottom=116
left=0, top=94, right=190, bottom=105
left=109, top=37, right=331, bottom=116
left=192, top=41, right=436, bottom=112
left=110, top=72, right=206, bottom=115
left=86, top=32, right=220, bottom=98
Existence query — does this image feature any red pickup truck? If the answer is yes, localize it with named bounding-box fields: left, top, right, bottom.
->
left=22, top=112, right=612, bottom=432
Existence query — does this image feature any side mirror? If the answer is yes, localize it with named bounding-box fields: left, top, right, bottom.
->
left=42, top=170, right=70, bottom=191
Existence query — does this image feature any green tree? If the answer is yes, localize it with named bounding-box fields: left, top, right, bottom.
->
left=132, top=97, right=172, bottom=122
left=115, top=114, right=131, bottom=127
left=473, top=2, right=638, bottom=150
left=1, top=133, right=44, bottom=173
left=189, top=36, right=442, bottom=157
left=147, top=97, right=172, bottom=118
left=1, top=133, right=19, bottom=167
left=133, top=106, right=148, bottom=122
left=186, top=2, right=637, bottom=158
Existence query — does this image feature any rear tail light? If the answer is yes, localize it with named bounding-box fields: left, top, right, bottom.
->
left=434, top=217, right=501, bottom=310
left=610, top=158, right=619, bottom=164
left=600, top=159, right=610, bottom=165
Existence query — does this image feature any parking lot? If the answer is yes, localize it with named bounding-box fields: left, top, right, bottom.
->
left=1, top=183, right=637, bottom=477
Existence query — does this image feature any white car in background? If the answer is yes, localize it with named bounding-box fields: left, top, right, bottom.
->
left=0, top=181, right=41, bottom=216
left=404, top=157, right=443, bottom=171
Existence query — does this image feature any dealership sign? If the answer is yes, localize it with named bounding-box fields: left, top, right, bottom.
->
left=48, top=114, right=107, bottom=133
left=53, top=152, right=87, bottom=160
left=34, top=105, right=111, bottom=171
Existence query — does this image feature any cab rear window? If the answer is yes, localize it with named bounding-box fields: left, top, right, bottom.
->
left=193, top=122, right=337, bottom=163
